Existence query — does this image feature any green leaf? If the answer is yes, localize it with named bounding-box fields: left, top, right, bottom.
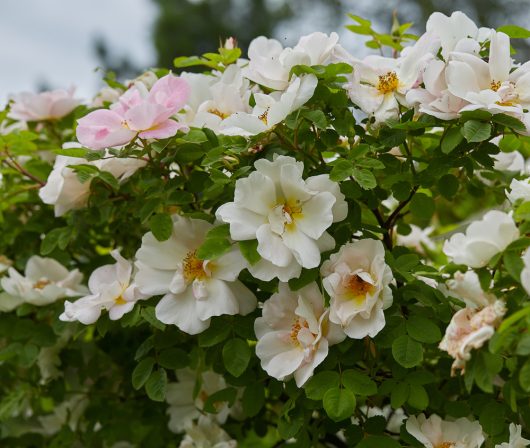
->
left=406, top=315, right=441, bottom=344
left=149, top=213, right=173, bottom=241
left=222, top=338, right=251, bottom=377
left=145, top=368, right=167, bottom=402
left=132, top=357, right=155, bottom=390
left=304, top=371, right=340, bottom=400
left=330, top=159, right=354, bottom=182
left=157, top=348, right=189, bottom=370
left=141, top=307, right=166, bottom=331
left=392, top=335, right=423, bottom=368
left=499, top=134, right=521, bottom=152
left=238, top=240, right=260, bottom=265
left=479, top=401, right=505, bottom=436
left=390, top=382, right=409, bottom=408
left=438, top=174, right=459, bottom=199
left=462, top=120, right=491, bottom=143
left=356, top=158, right=385, bottom=170
left=40, top=228, right=67, bottom=255
left=356, top=436, right=401, bottom=448
left=519, top=359, right=530, bottom=392
left=203, top=387, right=237, bottom=413
left=498, top=25, right=530, bottom=38
left=516, top=334, right=530, bottom=355
left=407, top=384, right=429, bottom=410
left=242, top=383, right=265, bottom=418
left=441, top=127, right=464, bottom=154
left=98, top=170, right=120, bottom=190
left=503, top=251, right=524, bottom=282
left=492, top=114, right=526, bottom=132
left=409, top=193, right=435, bottom=220
left=196, top=224, right=232, bottom=260
left=323, top=387, right=356, bottom=422
left=342, top=370, right=377, bottom=396
left=198, top=318, right=231, bottom=347
left=288, top=268, right=319, bottom=291
left=352, top=167, right=377, bottom=190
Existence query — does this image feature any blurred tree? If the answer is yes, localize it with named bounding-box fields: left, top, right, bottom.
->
left=151, top=0, right=344, bottom=68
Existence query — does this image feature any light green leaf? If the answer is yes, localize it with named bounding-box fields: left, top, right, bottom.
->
left=323, top=387, right=356, bottom=422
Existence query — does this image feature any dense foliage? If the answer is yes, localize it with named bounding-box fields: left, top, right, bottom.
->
left=3, top=10, right=530, bottom=448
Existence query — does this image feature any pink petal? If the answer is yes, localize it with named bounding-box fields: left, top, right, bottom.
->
left=148, top=74, right=189, bottom=113
left=76, top=109, right=135, bottom=150
left=138, top=119, right=186, bottom=139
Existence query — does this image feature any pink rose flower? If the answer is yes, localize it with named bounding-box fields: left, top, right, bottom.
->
left=76, top=74, right=189, bottom=150
left=8, top=87, right=80, bottom=121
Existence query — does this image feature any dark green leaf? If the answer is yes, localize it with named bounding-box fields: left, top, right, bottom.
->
left=222, top=338, right=251, bottom=377
left=145, top=368, right=167, bottom=402
left=304, top=371, right=340, bottom=400
left=149, top=214, right=173, bottom=242
left=462, top=120, right=491, bottom=143
left=132, top=357, right=155, bottom=390
left=323, top=387, right=356, bottom=422
left=392, top=335, right=423, bottom=368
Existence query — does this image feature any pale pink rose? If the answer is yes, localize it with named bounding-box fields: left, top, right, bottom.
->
left=8, top=87, right=80, bottom=121
left=76, top=74, right=189, bottom=150
left=439, top=300, right=506, bottom=374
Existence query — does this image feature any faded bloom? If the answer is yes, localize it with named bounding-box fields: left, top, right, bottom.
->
left=135, top=216, right=256, bottom=334
left=0, top=256, right=86, bottom=309
left=216, top=155, right=347, bottom=281
left=396, top=225, right=436, bottom=254
left=496, top=424, right=530, bottom=448
left=254, top=282, right=345, bottom=387
left=179, top=416, right=236, bottom=448
left=39, top=152, right=146, bottom=217
left=443, top=210, right=519, bottom=268
left=406, top=414, right=484, bottom=448
left=60, top=250, right=146, bottom=324
left=320, top=239, right=394, bottom=339
left=77, top=73, right=189, bottom=150
left=166, top=369, right=231, bottom=433
left=439, top=299, right=506, bottom=374
left=445, top=270, right=496, bottom=309
left=9, top=87, right=80, bottom=121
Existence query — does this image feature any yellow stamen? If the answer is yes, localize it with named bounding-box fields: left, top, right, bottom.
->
left=208, top=108, right=230, bottom=119
left=183, top=251, right=206, bottom=283
left=33, top=279, right=51, bottom=289
left=490, top=80, right=501, bottom=91
left=377, top=71, right=399, bottom=94
left=290, top=319, right=309, bottom=343
left=347, top=274, right=374, bottom=303
left=115, top=295, right=127, bottom=305
left=436, top=443, right=455, bottom=448
left=258, top=108, right=269, bottom=124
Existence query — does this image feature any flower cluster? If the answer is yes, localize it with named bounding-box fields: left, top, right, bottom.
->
left=2, top=9, right=530, bottom=448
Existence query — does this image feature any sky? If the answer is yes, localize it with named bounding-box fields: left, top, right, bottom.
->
left=0, top=0, right=157, bottom=104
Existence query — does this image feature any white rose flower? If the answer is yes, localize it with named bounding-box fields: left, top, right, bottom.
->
left=254, top=282, right=345, bottom=387
left=39, top=151, right=146, bottom=217
left=221, top=74, right=317, bottom=136
left=346, top=32, right=438, bottom=123
left=179, top=416, right=236, bottom=448
left=134, top=216, right=256, bottom=335
left=520, top=249, right=530, bottom=296
left=496, top=424, right=530, bottom=448
left=396, top=224, right=436, bottom=254
left=446, top=270, right=496, bottom=309
left=320, top=239, right=394, bottom=339
left=507, top=178, right=530, bottom=204
left=443, top=210, right=519, bottom=268
left=493, top=151, right=526, bottom=174
left=439, top=299, right=506, bottom=374
left=406, top=414, right=484, bottom=448
left=0, top=256, right=86, bottom=310
left=166, top=368, right=231, bottom=433
left=351, top=405, right=406, bottom=434
left=60, top=250, right=145, bottom=324
left=243, top=32, right=338, bottom=91
left=8, top=87, right=81, bottom=121
left=216, top=155, right=347, bottom=281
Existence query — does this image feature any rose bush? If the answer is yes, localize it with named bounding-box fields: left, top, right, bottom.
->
left=2, top=10, right=530, bottom=447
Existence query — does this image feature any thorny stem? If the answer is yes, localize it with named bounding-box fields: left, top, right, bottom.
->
left=1, top=150, right=45, bottom=186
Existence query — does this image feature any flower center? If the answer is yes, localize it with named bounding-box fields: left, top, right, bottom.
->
left=114, top=295, right=127, bottom=305
left=490, top=80, right=501, bottom=91
left=346, top=274, right=374, bottom=302
left=258, top=108, right=269, bottom=124
left=377, top=71, right=399, bottom=94
left=183, top=250, right=206, bottom=283
left=208, top=108, right=230, bottom=119
left=290, top=318, right=309, bottom=343
left=436, top=443, right=455, bottom=448
left=33, top=278, right=51, bottom=289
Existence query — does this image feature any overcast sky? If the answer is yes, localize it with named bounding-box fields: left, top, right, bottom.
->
left=0, top=0, right=157, bottom=104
